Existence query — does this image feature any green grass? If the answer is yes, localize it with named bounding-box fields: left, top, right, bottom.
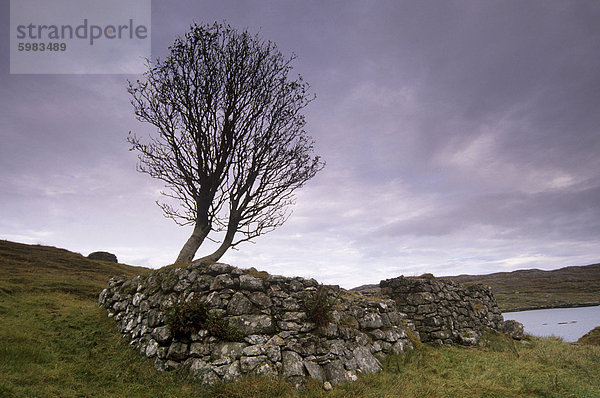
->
left=2, top=240, right=600, bottom=397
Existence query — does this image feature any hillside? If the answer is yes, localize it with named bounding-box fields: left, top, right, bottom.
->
left=0, top=240, right=149, bottom=299
left=1, top=239, right=600, bottom=397
left=445, top=264, right=600, bottom=311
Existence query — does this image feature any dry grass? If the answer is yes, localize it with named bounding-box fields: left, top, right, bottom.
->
left=578, top=326, right=600, bottom=346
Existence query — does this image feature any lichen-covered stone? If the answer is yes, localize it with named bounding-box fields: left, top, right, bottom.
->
left=254, top=361, right=277, bottom=376
left=167, top=341, right=189, bottom=361
left=227, top=292, right=254, bottom=315
left=500, top=319, right=525, bottom=340
left=303, top=359, right=325, bottom=381
left=353, top=346, right=381, bottom=373
left=206, top=263, right=233, bottom=275
left=211, top=274, right=234, bottom=290
left=189, top=342, right=211, bottom=357
left=240, top=355, right=268, bottom=373
left=239, top=274, right=265, bottom=291
left=145, top=339, right=159, bottom=358
left=360, top=313, right=383, bottom=329
left=227, top=314, right=273, bottom=335
left=153, top=325, right=171, bottom=344
left=323, top=360, right=347, bottom=386
left=282, top=350, right=305, bottom=377
left=210, top=342, right=246, bottom=361
left=380, top=276, right=505, bottom=346
left=248, top=291, right=272, bottom=308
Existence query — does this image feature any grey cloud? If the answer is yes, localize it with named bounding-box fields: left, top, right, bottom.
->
left=2, top=0, right=599, bottom=286
left=378, top=181, right=600, bottom=241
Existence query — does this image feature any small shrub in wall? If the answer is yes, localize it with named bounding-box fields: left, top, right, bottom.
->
left=303, top=285, right=338, bottom=328
left=166, top=296, right=245, bottom=342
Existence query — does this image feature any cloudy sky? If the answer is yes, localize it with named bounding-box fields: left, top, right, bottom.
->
left=1, top=0, right=599, bottom=288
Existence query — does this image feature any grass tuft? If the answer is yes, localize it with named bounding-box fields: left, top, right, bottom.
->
left=246, top=267, right=271, bottom=279
left=577, top=326, right=600, bottom=346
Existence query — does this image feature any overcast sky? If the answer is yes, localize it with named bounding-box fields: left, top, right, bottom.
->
left=1, top=0, right=599, bottom=288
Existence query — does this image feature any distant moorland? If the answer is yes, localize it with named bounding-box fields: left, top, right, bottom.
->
left=445, top=264, right=600, bottom=311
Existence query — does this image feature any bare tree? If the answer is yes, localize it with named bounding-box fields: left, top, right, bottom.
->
left=127, top=22, right=324, bottom=264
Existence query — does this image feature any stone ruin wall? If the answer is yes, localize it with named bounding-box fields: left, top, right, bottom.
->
left=98, top=263, right=417, bottom=388
left=380, top=276, right=504, bottom=345
left=99, top=263, right=515, bottom=387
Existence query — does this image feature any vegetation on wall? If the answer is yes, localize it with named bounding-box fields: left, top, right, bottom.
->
left=302, top=285, right=338, bottom=329
left=166, top=296, right=246, bottom=342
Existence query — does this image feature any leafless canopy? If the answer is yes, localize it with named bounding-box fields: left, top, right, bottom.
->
left=127, top=22, right=324, bottom=263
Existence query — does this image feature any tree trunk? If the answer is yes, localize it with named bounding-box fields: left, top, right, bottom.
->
left=195, top=217, right=239, bottom=264
left=176, top=223, right=210, bottom=263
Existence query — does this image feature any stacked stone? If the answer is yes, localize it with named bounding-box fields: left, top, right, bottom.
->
left=380, top=276, right=504, bottom=346
left=98, top=263, right=416, bottom=387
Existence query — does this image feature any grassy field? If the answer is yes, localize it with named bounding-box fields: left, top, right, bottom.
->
left=2, top=239, right=600, bottom=397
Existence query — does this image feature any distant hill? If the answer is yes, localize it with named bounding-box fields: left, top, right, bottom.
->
left=444, top=264, right=600, bottom=311
left=352, top=263, right=600, bottom=312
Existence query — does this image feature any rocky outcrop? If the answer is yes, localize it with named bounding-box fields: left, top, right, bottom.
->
left=380, top=276, right=504, bottom=346
left=98, top=264, right=416, bottom=388
left=88, top=251, right=118, bottom=263
left=500, top=320, right=525, bottom=340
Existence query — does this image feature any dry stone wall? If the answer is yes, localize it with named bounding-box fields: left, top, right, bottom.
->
left=380, top=276, right=504, bottom=345
left=98, top=263, right=417, bottom=387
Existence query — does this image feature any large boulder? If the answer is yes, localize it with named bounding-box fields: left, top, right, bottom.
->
left=88, top=251, right=118, bottom=263
left=500, top=320, right=525, bottom=340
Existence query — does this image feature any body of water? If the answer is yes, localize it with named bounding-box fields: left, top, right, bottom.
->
left=503, top=305, right=600, bottom=342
